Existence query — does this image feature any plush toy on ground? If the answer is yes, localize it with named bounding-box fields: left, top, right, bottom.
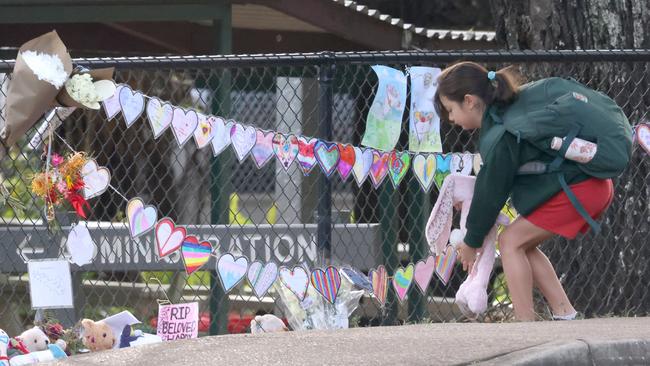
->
left=250, top=314, right=288, bottom=334
left=0, top=329, right=9, bottom=366
left=425, top=174, right=509, bottom=319
left=16, top=327, right=50, bottom=353
left=80, top=319, right=116, bottom=351
left=7, top=344, right=67, bottom=366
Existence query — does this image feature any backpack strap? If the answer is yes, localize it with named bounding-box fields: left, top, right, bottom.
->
left=546, top=125, right=601, bottom=234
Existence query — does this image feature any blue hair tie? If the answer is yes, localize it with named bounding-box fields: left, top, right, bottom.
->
left=487, top=71, right=497, bottom=80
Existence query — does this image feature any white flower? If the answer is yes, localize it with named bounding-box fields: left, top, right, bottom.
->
left=65, top=73, right=102, bottom=109
left=21, top=50, right=68, bottom=88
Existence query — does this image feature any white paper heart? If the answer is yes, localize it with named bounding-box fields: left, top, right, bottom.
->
left=102, top=84, right=124, bottom=121
left=247, top=261, right=279, bottom=298
left=193, top=114, right=216, bottom=149
left=473, top=154, right=483, bottom=175
left=217, top=253, right=249, bottom=293
left=352, top=147, right=374, bottom=186
left=637, top=124, right=650, bottom=155
left=155, top=217, right=186, bottom=258
left=66, top=223, right=95, bottom=266
left=81, top=159, right=111, bottom=199
left=279, top=266, right=309, bottom=301
left=211, top=118, right=233, bottom=157
left=451, top=153, right=474, bottom=176
left=118, top=85, right=145, bottom=128
left=230, top=123, right=256, bottom=162
left=412, top=153, right=436, bottom=193
left=146, top=97, right=174, bottom=139
left=127, top=197, right=157, bottom=238
left=171, top=107, right=199, bottom=148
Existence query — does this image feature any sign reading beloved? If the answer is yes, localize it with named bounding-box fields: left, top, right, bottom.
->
left=156, top=302, right=199, bottom=340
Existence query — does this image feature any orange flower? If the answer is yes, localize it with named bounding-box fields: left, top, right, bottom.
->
left=31, top=173, right=52, bottom=197
left=60, top=152, right=86, bottom=178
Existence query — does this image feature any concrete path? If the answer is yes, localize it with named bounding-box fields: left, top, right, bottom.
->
left=56, top=317, right=650, bottom=365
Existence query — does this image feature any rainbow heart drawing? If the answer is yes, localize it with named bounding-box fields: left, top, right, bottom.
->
left=337, top=143, right=356, bottom=181
left=217, top=253, right=249, bottom=293
left=369, top=150, right=390, bottom=188
left=310, top=266, right=341, bottom=304
left=251, top=129, right=275, bottom=169
left=279, top=266, right=309, bottom=301
left=389, top=151, right=411, bottom=188
left=126, top=197, right=157, bottom=238
left=314, top=141, right=340, bottom=177
left=273, top=133, right=299, bottom=170
left=412, top=153, right=436, bottom=193
left=435, top=245, right=457, bottom=286
left=247, top=261, right=279, bottom=298
left=155, top=217, right=186, bottom=258
left=369, top=265, right=388, bottom=306
left=352, top=147, right=373, bottom=186
left=296, top=136, right=318, bottom=175
left=414, top=255, right=436, bottom=294
left=392, top=263, right=414, bottom=302
left=181, top=235, right=212, bottom=275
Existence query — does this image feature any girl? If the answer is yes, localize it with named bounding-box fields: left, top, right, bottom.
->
left=433, top=62, right=614, bottom=321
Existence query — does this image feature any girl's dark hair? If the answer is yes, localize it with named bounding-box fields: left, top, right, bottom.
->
left=434, top=61, right=520, bottom=123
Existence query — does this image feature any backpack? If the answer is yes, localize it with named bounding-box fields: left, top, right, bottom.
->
left=483, top=77, right=633, bottom=233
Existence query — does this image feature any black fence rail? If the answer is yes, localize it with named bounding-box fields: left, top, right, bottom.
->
left=0, top=50, right=648, bottom=336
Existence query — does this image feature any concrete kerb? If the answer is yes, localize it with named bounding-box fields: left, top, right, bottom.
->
left=473, top=339, right=650, bottom=366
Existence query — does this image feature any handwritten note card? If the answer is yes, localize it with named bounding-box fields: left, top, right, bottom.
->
left=27, top=259, right=74, bottom=309
left=157, top=302, right=199, bottom=341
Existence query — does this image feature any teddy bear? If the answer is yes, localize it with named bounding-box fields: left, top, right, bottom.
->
left=80, top=319, right=116, bottom=351
left=250, top=314, right=288, bottom=334
left=16, top=327, right=50, bottom=353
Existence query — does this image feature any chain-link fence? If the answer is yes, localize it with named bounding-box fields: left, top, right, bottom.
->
left=0, top=50, right=648, bottom=336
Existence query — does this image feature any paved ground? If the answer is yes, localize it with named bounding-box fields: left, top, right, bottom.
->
left=56, top=317, right=650, bottom=365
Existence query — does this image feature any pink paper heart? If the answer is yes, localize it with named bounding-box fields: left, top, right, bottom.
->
left=279, top=266, right=309, bottom=301
left=273, top=134, right=299, bottom=170
left=102, top=84, right=124, bottom=121
left=297, top=136, right=318, bottom=175
left=414, top=255, right=436, bottom=294
left=369, top=150, right=390, bottom=188
left=337, top=143, right=355, bottom=181
left=251, top=129, right=275, bottom=169
left=369, top=265, right=388, bottom=306
left=637, top=124, right=650, bottom=155
left=171, top=107, right=199, bottom=147
left=155, top=217, right=186, bottom=258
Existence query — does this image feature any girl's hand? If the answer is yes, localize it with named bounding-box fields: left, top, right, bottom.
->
left=457, top=242, right=478, bottom=273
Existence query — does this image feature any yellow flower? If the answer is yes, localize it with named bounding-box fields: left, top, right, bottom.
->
left=31, top=173, right=51, bottom=197
left=60, top=152, right=86, bottom=178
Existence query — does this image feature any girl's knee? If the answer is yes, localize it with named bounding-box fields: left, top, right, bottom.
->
left=498, top=229, right=521, bottom=255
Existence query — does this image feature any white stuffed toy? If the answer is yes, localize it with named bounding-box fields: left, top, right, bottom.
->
left=250, top=314, right=288, bottom=334
left=16, top=327, right=50, bottom=353
left=425, top=175, right=509, bottom=319
left=0, top=329, right=10, bottom=366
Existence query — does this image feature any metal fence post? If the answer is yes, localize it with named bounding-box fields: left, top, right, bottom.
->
left=317, top=60, right=335, bottom=263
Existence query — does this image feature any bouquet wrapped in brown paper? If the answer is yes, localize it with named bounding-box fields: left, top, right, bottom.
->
left=1, top=30, right=116, bottom=151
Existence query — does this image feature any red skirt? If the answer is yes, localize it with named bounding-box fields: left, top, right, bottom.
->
left=525, top=177, right=614, bottom=239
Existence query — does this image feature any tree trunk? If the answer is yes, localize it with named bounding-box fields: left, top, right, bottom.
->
left=489, top=0, right=650, bottom=316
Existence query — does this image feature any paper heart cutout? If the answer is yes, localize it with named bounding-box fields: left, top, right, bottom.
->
left=279, top=266, right=309, bottom=301
left=102, top=84, right=124, bottom=121
left=369, top=265, right=389, bottom=306
left=211, top=118, right=233, bottom=157
left=146, top=97, right=174, bottom=139
left=81, top=159, right=110, bottom=199
left=127, top=198, right=157, bottom=238
left=434, top=154, right=452, bottom=190
left=181, top=236, right=212, bottom=275
left=251, top=129, right=276, bottom=169
left=273, top=134, right=299, bottom=170
left=247, top=261, right=279, bottom=298
left=193, top=114, right=216, bottom=149
left=230, top=124, right=257, bottom=162
left=341, top=267, right=373, bottom=292
left=636, top=124, right=650, bottom=155
left=451, top=153, right=474, bottom=176
left=217, top=253, right=249, bottom=293
left=435, top=245, right=458, bottom=286
left=66, top=223, right=95, bottom=266
left=296, top=136, right=318, bottom=175
left=389, top=151, right=411, bottom=188
left=392, top=263, right=414, bottom=302
left=310, top=266, right=342, bottom=304
left=412, top=154, right=436, bottom=193
left=171, top=107, right=199, bottom=148
left=337, top=143, right=356, bottom=181
left=352, top=147, right=373, bottom=186
left=369, top=150, right=390, bottom=188
left=118, top=85, right=145, bottom=128
left=473, top=154, right=483, bottom=175
left=155, top=217, right=186, bottom=258
left=314, top=141, right=340, bottom=177
left=414, top=255, right=436, bottom=294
